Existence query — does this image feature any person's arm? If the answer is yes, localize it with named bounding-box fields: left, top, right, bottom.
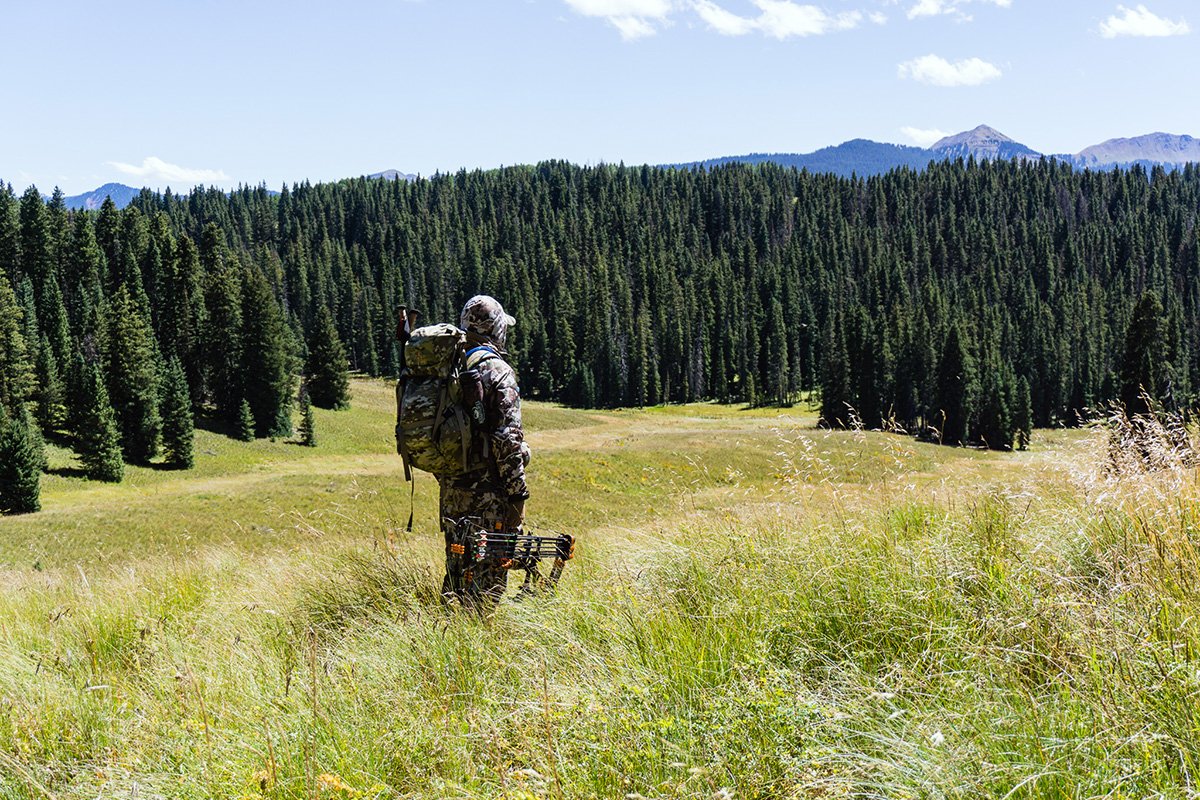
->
left=485, top=362, right=530, bottom=507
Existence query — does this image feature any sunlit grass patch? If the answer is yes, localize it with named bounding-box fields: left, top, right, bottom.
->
left=1, top=388, right=1198, bottom=797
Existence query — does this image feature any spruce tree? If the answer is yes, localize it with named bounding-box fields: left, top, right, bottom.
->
left=305, top=305, right=350, bottom=410
left=240, top=267, right=294, bottom=437
left=1119, top=291, right=1165, bottom=417
left=298, top=385, right=317, bottom=447
left=235, top=398, right=255, bottom=442
left=105, top=284, right=161, bottom=463
left=160, top=357, right=194, bottom=469
left=1014, top=376, right=1033, bottom=451
left=820, top=313, right=852, bottom=427
left=33, top=334, right=66, bottom=433
left=0, top=272, right=35, bottom=415
left=933, top=323, right=975, bottom=446
left=76, top=361, right=124, bottom=483
left=0, top=406, right=41, bottom=515
left=201, top=226, right=243, bottom=421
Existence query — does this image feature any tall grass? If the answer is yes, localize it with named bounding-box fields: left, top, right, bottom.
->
left=2, top=413, right=1199, bottom=798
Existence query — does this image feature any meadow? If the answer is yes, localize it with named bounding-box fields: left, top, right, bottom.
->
left=1, top=379, right=1198, bottom=799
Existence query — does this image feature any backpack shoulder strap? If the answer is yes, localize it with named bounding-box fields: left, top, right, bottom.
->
left=465, top=345, right=500, bottom=371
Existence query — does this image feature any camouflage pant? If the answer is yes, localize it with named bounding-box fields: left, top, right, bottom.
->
left=439, top=475, right=516, bottom=608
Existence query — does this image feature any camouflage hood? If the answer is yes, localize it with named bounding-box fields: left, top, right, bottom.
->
left=460, top=295, right=515, bottom=348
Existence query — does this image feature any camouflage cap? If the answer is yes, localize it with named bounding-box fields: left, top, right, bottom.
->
left=460, top=295, right=516, bottom=346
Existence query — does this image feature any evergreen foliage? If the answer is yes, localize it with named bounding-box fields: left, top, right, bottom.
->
left=201, top=224, right=243, bottom=421
left=240, top=267, right=294, bottom=437
left=235, top=398, right=255, bottom=442
left=306, top=306, right=350, bottom=410
left=5, top=160, right=1200, bottom=458
left=0, top=271, right=35, bottom=415
left=76, top=361, right=124, bottom=483
left=160, top=357, right=195, bottom=469
left=0, top=405, right=41, bottom=514
left=933, top=323, right=975, bottom=446
left=1119, top=291, right=1167, bottom=416
left=298, top=385, right=317, bottom=447
left=104, top=284, right=161, bottom=463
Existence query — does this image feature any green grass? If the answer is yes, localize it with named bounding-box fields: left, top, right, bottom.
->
left=2, top=380, right=1198, bottom=798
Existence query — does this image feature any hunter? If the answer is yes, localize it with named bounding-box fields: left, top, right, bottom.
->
left=440, top=295, right=531, bottom=605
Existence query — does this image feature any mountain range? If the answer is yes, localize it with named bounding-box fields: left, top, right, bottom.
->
left=34, top=127, right=1200, bottom=211
left=675, top=125, right=1200, bottom=178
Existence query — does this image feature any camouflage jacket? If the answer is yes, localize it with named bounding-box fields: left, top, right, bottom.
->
left=472, top=348, right=530, bottom=501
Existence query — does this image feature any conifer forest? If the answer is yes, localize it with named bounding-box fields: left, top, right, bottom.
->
left=2, top=158, right=1199, bottom=505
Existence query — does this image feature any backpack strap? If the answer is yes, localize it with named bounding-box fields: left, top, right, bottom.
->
left=466, top=345, right=499, bottom=370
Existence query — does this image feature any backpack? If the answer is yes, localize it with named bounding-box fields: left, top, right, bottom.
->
left=395, top=323, right=498, bottom=482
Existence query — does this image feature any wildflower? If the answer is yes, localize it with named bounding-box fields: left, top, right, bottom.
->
left=930, top=730, right=946, bottom=746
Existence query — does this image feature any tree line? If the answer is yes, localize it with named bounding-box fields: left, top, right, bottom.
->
left=2, top=158, right=1199, bottom=511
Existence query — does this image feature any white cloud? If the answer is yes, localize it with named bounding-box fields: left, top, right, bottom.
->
left=869, top=11, right=888, bottom=24
left=1099, top=4, right=1189, bottom=37
left=897, top=54, right=1002, bottom=86
left=563, top=0, right=675, bottom=39
left=756, top=1, right=861, bottom=37
left=107, top=156, right=231, bottom=187
left=692, top=0, right=862, bottom=38
left=900, top=126, right=950, bottom=146
left=907, top=0, right=1009, bottom=21
left=694, top=0, right=758, bottom=34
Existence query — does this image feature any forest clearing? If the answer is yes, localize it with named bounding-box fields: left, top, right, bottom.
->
left=2, top=378, right=1196, bottom=798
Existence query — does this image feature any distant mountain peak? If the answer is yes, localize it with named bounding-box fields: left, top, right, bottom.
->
left=63, top=183, right=141, bottom=211
left=930, top=124, right=1038, bottom=160
left=1076, top=132, right=1200, bottom=167
left=369, top=169, right=417, bottom=181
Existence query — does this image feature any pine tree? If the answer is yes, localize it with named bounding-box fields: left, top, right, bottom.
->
left=297, top=385, right=317, bottom=447
left=235, top=398, right=255, bottom=442
left=933, top=323, right=975, bottom=446
left=1014, top=376, right=1033, bottom=451
left=105, top=284, right=161, bottom=463
left=201, top=225, right=243, bottom=420
left=0, top=405, right=41, bottom=514
left=33, top=334, right=66, bottom=432
left=766, top=297, right=790, bottom=406
left=1119, top=290, right=1166, bottom=417
left=75, top=361, right=124, bottom=483
left=160, top=357, right=194, bottom=469
left=241, top=267, right=294, bottom=437
left=820, top=312, right=851, bottom=427
left=305, top=305, right=350, bottom=410
left=0, top=272, right=35, bottom=415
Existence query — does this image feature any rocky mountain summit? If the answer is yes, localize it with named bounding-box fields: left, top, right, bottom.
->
left=930, top=125, right=1040, bottom=161
left=1074, top=133, right=1200, bottom=168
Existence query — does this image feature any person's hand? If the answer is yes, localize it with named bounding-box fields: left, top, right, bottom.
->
left=506, top=499, right=526, bottom=531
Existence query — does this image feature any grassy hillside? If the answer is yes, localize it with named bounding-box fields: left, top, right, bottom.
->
left=1, top=380, right=1197, bottom=798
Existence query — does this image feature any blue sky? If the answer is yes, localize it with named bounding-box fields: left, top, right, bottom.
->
left=2, top=0, right=1196, bottom=194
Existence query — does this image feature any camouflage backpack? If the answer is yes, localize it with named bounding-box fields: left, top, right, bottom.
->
left=395, top=323, right=497, bottom=481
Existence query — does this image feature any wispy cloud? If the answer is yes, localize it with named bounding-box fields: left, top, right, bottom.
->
left=566, top=0, right=868, bottom=39
left=900, top=126, right=950, bottom=146
left=563, top=0, right=674, bottom=39
left=898, top=54, right=1002, bottom=86
left=1099, top=4, right=1189, bottom=37
left=107, top=156, right=231, bottom=187
left=693, top=0, right=863, bottom=39
left=906, top=0, right=1009, bottom=22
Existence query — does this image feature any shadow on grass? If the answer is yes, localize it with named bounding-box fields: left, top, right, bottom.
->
left=194, top=415, right=239, bottom=438
left=45, top=465, right=90, bottom=479
left=146, top=461, right=190, bottom=472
